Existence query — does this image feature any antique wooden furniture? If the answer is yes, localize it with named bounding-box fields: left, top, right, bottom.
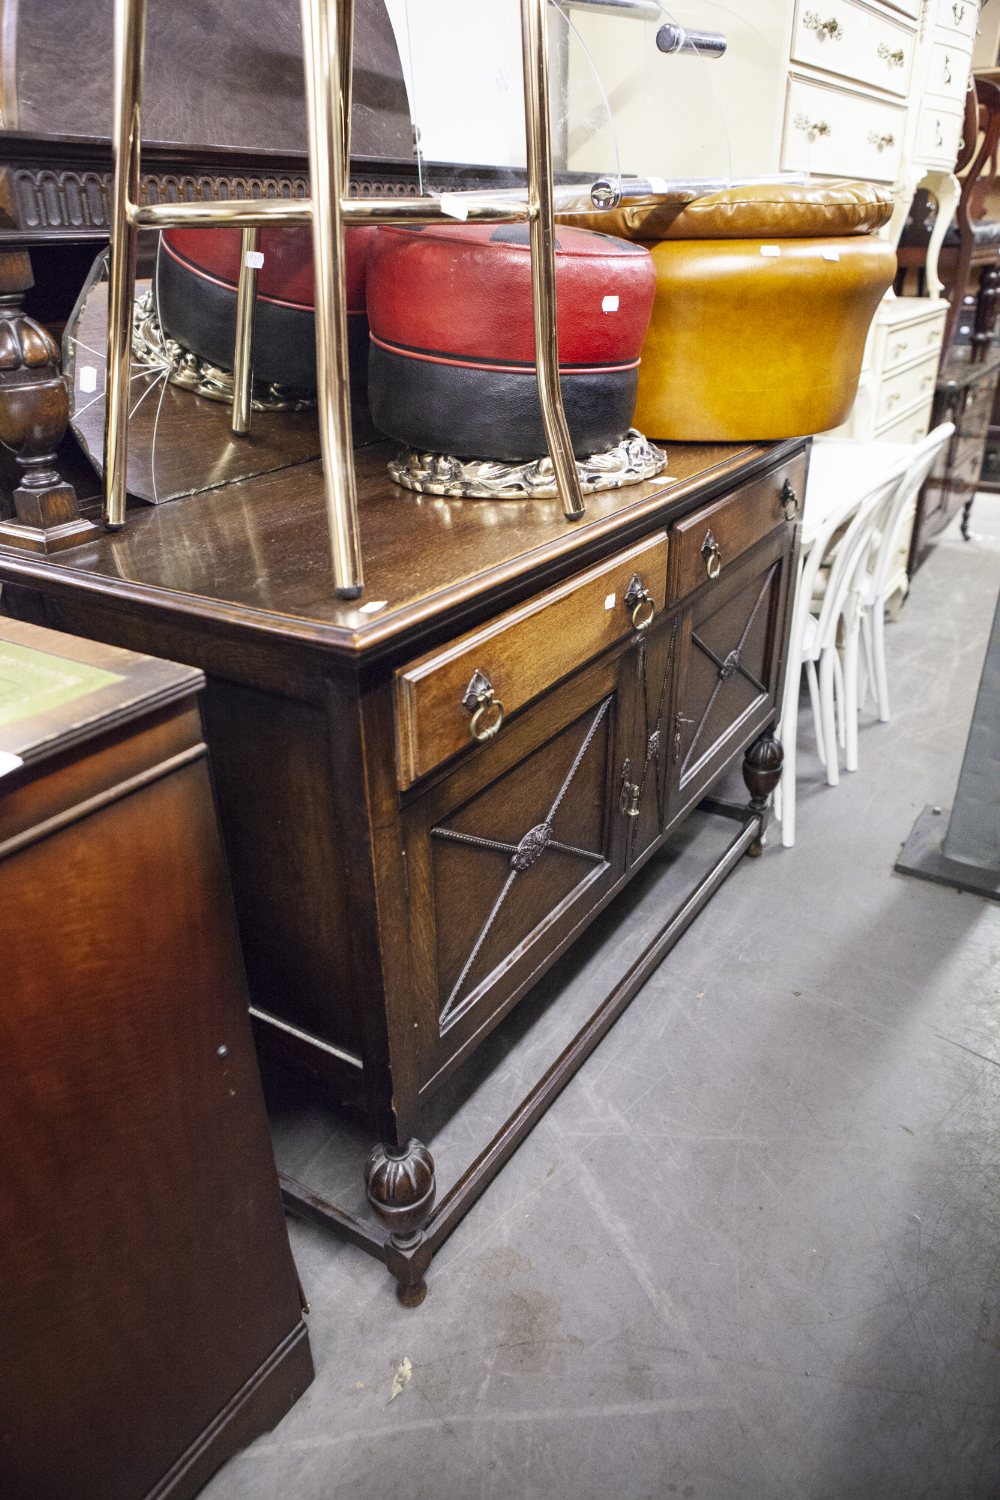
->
left=0, top=433, right=803, bottom=1302
left=910, top=346, right=1000, bottom=570
left=0, top=617, right=313, bottom=1500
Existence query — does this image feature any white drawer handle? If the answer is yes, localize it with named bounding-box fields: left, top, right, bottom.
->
left=868, top=131, right=896, bottom=152
left=802, top=10, right=844, bottom=40
left=877, top=43, right=905, bottom=69
left=892, top=340, right=907, bottom=358
left=888, top=391, right=901, bottom=407
left=922, top=374, right=934, bottom=388
left=794, top=112, right=832, bottom=141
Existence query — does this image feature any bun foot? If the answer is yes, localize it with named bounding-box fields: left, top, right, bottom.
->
left=365, top=1139, right=436, bottom=1305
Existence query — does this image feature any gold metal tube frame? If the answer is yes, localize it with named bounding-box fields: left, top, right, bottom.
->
left=520, top=0, right=587, bottom=522
left=129, top=197, right=531, bottom=229
left=103, top=0, right=145, bottom=529
left=231, top=227, right=260, bottom=436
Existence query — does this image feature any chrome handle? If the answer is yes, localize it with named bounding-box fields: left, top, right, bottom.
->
left=935, top=120, right=944, bottom=148
left=794, top=113, right=832, bottom=141
left=625, top=573, right=655, bottom=631
left=944, top=53, right=953, bottom=86
left=781, top=478, right=800, bottom=521
left=701, top=529, right=723, bottom=580
left=877, top=43, right=905, bottom=68
left=802, top=10, right=844, bottom=40
left=462, top=669, right=506, bottom=743
left=953, top=3, right=965, bottom=26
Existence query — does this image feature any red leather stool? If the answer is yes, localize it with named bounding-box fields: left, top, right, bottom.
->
left=365, top=222, right=656, bottom=462
left=154, top=226, right=378, bottom=432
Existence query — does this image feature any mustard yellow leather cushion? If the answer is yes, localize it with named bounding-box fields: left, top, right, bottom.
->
left=634, top=235, right=896, bottom=442
left=567, top=179, right=894, bottom=243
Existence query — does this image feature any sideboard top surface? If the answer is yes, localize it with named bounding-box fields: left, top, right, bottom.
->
left=0, top=437, right=802, bottom=662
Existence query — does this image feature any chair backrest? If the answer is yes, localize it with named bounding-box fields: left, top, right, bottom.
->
left=810, top=463, right=911, bottom=650
left=867, top=422, right=956, bottom=601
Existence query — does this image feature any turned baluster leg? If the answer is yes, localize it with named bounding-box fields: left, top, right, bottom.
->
left=973, top=264, right=1000, bottom=361
left=365, top=1139, right=436, bottom=1306
left=0, top=250, right=99, bottom=554
left=743, top=729, right=784, bottom=859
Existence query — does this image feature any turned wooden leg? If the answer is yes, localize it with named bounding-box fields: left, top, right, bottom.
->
left=973, top=264, right=1000, bottom=360
left=365, top=1139, right=436, bottom=1306
left=0, top=250, right=99, bottom=555
left=743, top=729, right=783, bottom=859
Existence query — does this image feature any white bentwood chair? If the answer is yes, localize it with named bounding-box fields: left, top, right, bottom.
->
left=777, top=453, right=912, bottom=849
left=854, top=423, right=954, bottom=731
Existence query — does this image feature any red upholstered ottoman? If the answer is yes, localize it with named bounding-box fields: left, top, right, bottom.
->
left=365, top=222, right=656, bottom=462
left=154, top=226, right=377, bottom=430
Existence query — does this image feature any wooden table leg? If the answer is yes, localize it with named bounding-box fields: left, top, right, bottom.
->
left=0, top=249, right=100, bottom=554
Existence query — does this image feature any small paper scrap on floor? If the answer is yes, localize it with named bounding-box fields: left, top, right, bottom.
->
left=389, top=1357, right=413, bottom=1403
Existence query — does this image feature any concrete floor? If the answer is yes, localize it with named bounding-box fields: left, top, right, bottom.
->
left=205, top=497, right=1000, bottom=1500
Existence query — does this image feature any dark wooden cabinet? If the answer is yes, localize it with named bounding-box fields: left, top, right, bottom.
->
left=0, top=619, right=312, bottom=1500
left=0, top=435, right=804, bottom=1303
left=911, top=350, right=1000, bottom=572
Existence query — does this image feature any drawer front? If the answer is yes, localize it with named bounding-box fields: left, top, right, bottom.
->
left=933, top=0, right=978, bottom=42
left=875, top=352, right=939, bottom=428
left=783, top=76, right=905, bottom=182
left=668, top=452, right=806, bottom=604
left=396, top=531, right=669, bottom=788
left=916, top=102, right=965, bottom=168
left=791, top=0, right=915, bottom=100
left=874, top=307, right=947, bottom=375
left=925, top=39, right=973, bottom=104
left=875, top=393, right=935, bottom=443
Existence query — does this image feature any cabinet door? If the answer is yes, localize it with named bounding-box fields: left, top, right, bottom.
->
left=623, top=614, right=678, bottom=868
left=403, top=649, right=631, bottom=1094
left=668, top=528, right=793, bottom=823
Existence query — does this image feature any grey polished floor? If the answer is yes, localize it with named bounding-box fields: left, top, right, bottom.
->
left=205, top=496, right=1000, bottom=1500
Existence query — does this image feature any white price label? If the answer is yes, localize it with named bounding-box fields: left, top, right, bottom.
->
left=602, top=295, right=620, bottom=314
left=245, top=250, right=265, bottom=269
left=760, top=245, right=781, bottom=258
left=79, top=365, right=98, bottom=393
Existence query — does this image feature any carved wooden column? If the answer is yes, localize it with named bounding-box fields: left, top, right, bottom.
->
left=973, top=263, right=1000, bottom=361
left=743, top=729, right=783, bottom=858
left=0, top=250, right=100, bottom=553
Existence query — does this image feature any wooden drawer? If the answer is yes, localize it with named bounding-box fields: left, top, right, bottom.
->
left=875, top=352, right=939, bottom=428
left=790, top=0, right=915, bottom=100
left=395, top=531, right=669, bottom=788
left=949, top=442, right=982, bottom=499
left=668, top=452, right=805, bottom=604
left=933, top=0, right=978, bottom=43
left=874, top=305, right=947, bottom=376
left=875, top=393, right=935, bottom=443
left=961, top=377, right=997, bottom=436
left=916, top=101, right=965, bottom=168
left=925, top=39, right=973, bottom=104
left=783, top=76, right=905, bottom=183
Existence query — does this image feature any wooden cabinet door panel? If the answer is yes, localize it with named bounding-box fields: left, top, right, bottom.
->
left=404, top=652, right=630, bottom=1093
left=669, top=528, right=792, bottom=821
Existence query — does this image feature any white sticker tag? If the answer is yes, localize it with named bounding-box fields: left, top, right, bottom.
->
left=439, top=193, right=470, bottom=221
left=360, top=599, right=388, bottom=614
left=760, top=245, right=781, bottom=258
left=79, top=365, right=98, bottom=393
left=0, top=751, right=24, bottom=779
left=602, top=295, right=620, bottom=314
left=604, top=593, right=617, bottom=611
left=647, top=177, right=670, bottom=194
left=822, top=248, right=841, bottom=262
left=245, top=250, right=265, bottom=269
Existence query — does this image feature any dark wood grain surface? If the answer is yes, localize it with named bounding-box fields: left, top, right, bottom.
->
left=0, top=433, right=793, bottom=662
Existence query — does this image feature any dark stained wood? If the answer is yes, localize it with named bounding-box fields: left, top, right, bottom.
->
left=395, top=530, right=668, bottom=787
left=0, top=435, right=807, bottom=1301
left=911, top=350, right=1000, bottom=574
left=0, top=616, right=312, bottom=1499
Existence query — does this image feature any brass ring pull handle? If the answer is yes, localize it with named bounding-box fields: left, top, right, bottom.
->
left=701, top=529, right=723, bottom=580
left=462, top=668, right=505, bottom=743
left=781, top=478, right=800, bottom=521
left=624, top=573, right=655, bottom=631
left=470, top=698, right=505, bottom=742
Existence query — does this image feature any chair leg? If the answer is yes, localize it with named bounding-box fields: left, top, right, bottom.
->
left=873, top=595, right=891, bottom=722
left=819, top=647, right=839, bottom=787
left=805, top=658, right=825, bottom=766
left=860, top=608, right=876, bottom=710
left=832, top=648, right=846, bottom=751
left=843, top=616, right=861, bottom=773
